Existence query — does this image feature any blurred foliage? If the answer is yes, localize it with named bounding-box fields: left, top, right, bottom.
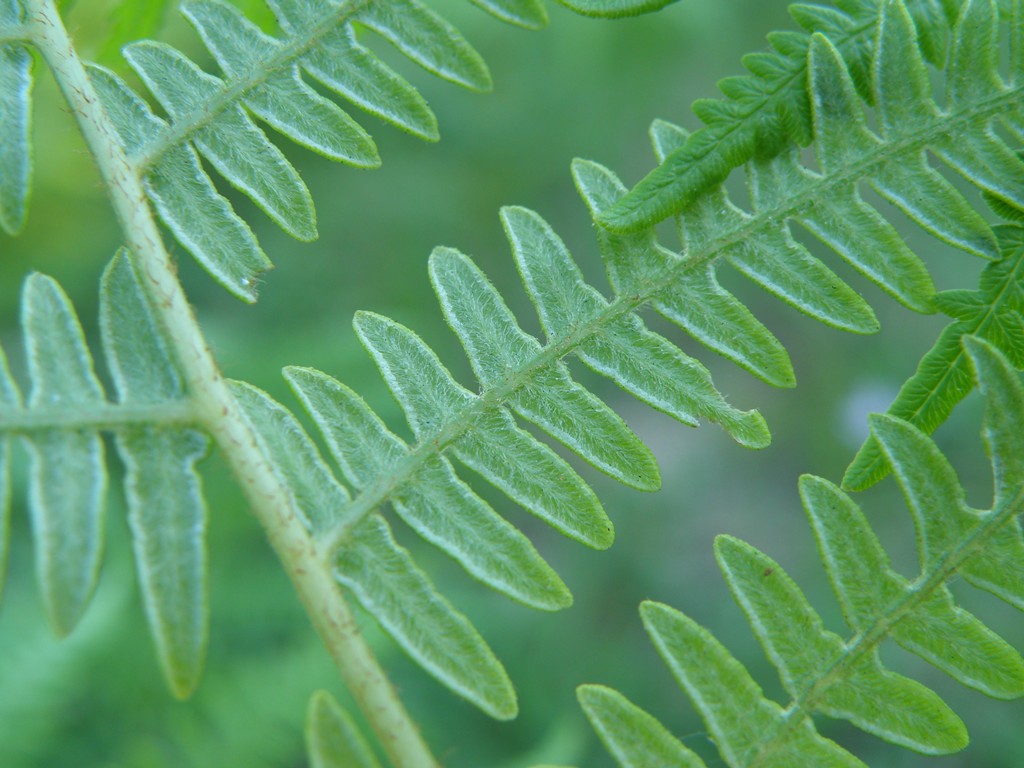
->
left=1, top=0, right=1021, bottom=766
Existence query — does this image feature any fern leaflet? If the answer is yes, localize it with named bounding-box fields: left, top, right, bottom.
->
left=0, top=0, right=31, bottom=234
left=306, top=690, right=383, bottom=768
left=581, top=337, right=1024, bottom=767
left=597, top=0, right=1019, bottom=231
left=189, top=0, right=1022, bottom=725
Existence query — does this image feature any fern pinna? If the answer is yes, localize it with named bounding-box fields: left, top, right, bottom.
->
left=580, top=337, right=1024, bottom=767
left=598, top=0, right=1016, bottom=232
left=1, top=0, right=1023, bottom=766
left=0, top=0, right=671, bottom=299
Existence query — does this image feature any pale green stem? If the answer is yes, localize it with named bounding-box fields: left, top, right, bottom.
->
left=24, top=2, right=438, bottom=765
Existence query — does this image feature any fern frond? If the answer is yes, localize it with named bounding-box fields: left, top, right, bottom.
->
left=0, top=253, right=209, bottom=699
left=0, top=0, right=32, bottom=235
left=548, top=0, right=1024, bottom=408
left=846, top=224, right=1024, bottom=490
left=211, top=185, right=776, bottom=718
left=599, top=0, right=1020, bottom=231
left=580, top=337, right=1024, bottom=767
left=0, top=0, right=558, bottom=300
left=224, top=2, right=1024, bottom=712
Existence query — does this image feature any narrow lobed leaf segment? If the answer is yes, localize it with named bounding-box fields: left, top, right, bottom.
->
left=0, top=0, right=32, bottom=235
left=554, top=0, right=680, bottom=20
left=582, top=338, right=1024, bottom=767
left=601, top=0, right=1022, bottom=232
left=0, top=252, right=209, bottom=698
left=305, top=690, right=383, bottom=768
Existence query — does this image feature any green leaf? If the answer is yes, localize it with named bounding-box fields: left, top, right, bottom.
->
left=0, top=0, right=31, bottom=235
left=124, top=41, right=317, bottom=241
left=334, top=514, right=517, bottom=720
left=870, top=411, right=1024, bottom=609
left=358, top=0, right=492, bottom=92
left=965, top=335, right=1024, bottom=505
left=845, top=228, right=1024, bottom=490
left=807, top=32, right=952, bottom=303
left=503, top=204, right=770, bottom=448
left=118, top=427, right=208, bottom=699
left=101, top=253, right=209, bottom=699
left=577, top=684, right=706, bottom=768
left=428, top=244, right=660, bottom=490
left=470, top=0, right=548, bottom=29
left=715, top=535, right=967, bottom=754
left=88, top=65, right=270, bottom=302
left=345, top=310, right=614, bottom=548
left=645, top=119, right=881, bottom=335
left=801, top=474, right=1024, bottom=700
left=21, top=274, right=107, bottom=636
left=756, top=152, right=938, bottom=314
left=596, top=0, right=993, bottom=232
left=554, top=0, right=680, bottom=19
left=182, top=0, right=379, bottom=167
left=454, top=406, right=613, bottom=550
left=306, top=690, right=383, bottom=768
left=640, top=601, right=865, bottom=768
left=282, top=367, right=573, bottom=611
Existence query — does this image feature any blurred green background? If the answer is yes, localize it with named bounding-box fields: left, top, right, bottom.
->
left=1, top=0, right=1021, bottom=766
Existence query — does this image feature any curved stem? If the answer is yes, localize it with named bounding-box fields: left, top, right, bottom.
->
left=24, top=2, right=438, bottom=765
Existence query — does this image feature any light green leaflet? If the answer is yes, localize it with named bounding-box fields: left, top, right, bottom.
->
left=587, top=0, right=1024, bottom=403
left=424, top=255, right=661, bottom=489
left=335, top=513, right=517, bottom=719
left=557, top=0, right=679, bottom=17
left=641, top=601, right=865, bottom=768
left=305, top=691, right=383, bottom=768
left=89, top=64, right=271, bottom=303
left=101, top=253, right=209, bottom=699
left=500, top=205, right=770, bottom=449
left=0, top=0, right=32, bottom=235
left=22, top=273, right=108, bottom=637
left=0, top=0, right=662, bottom=298
left=585, top=338, right=1024, bottom=768
left=578, top=684, right=706, bottom=768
